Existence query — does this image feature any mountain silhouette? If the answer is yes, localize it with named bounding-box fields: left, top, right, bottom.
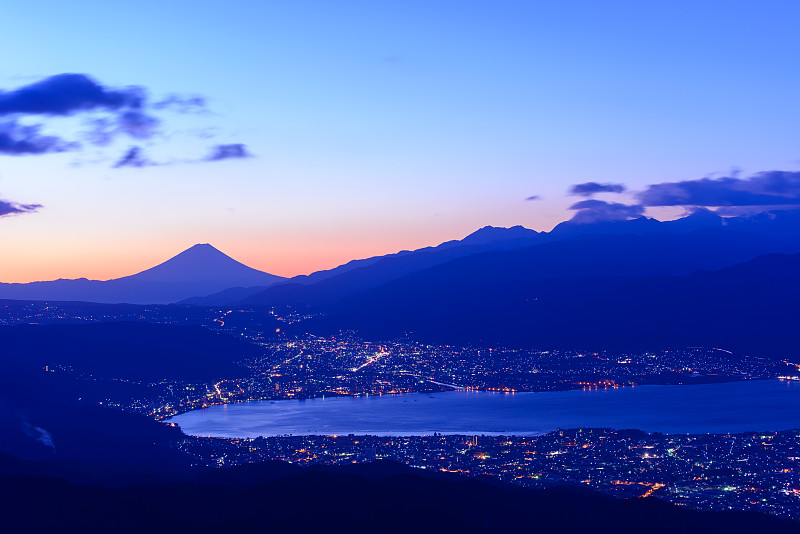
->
left=310, top=247, right=800, bottom=356
left=235, top=210, right=800, bottom=308
left=0, top=244, right=284, bottom=304
left=7, top=210, right=800, bottom=307
left=228, top=225, right=543, bottom=306
left=119, top=243, right=281, bottom=286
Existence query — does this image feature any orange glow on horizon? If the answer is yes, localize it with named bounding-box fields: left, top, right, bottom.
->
left=0, top=225, right=503, bottom=283
left=0, top=205, right=564, bottom=283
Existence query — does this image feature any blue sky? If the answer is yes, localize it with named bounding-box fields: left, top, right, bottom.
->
left=1, top=0, right=799, bottom=281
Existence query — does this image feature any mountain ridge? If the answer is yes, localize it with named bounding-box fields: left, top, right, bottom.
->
left=308, top=248, right=800, bottom=356
left=7, top=209, right=800, bottom=306
left=0, top=244, right=285, bottom=304
left=238, top=210, right=800, bottom=308
left=186, top=225, right=544, bottom=305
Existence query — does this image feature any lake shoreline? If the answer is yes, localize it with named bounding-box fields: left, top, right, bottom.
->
left=169, top=379, right=800, bottom=438
left=160, top=373, right=772, bottom=420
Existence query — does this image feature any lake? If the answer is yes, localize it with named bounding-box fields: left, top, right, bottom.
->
left=169, top=379, right=800, bottom=437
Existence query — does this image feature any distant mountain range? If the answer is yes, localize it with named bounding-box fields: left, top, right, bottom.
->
left=238, top=209, right=800, bottom=356
left=0, top=243, right=285, bottom=304
left=183, top=224, right=543, bottom=305
left=5, top=209, right=800, bottom=314
left=234, top=209, right=800, bottom=309
left=197, top=210, right=800, bottom=307
left=305, top=246, right=800, bottom=356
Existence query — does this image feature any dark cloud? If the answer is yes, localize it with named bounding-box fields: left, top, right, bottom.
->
left=0, top=197, right=42, bottom=217
left=569, top=182, right=626, bottom=196
left=0, top=74, right=163, bottom=154
left=568, top=199, right=644, bottom=224
left=525, top=195, right=541, bottom=201
left=0, top=120, right=76, bottom=155
left=113, top=147, right=153, bottom=168
left=0, top=73, right=143, bottom=116
left=638, top=171, right=800, bottom=207
left=0, top=73, right=245, bottom=169
left=206, top=143, right=251, bottom=161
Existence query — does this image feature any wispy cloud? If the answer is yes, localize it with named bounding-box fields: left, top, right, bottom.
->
left=0, top=197, right=42, bottom=217
left=569, top=182, right=626, bottom=196
left=113, top=146, right=155, bottom=168
left=638, top=171, right=800, bottom=207
left=151, top=94, right=206, bottom=113
left=568, top=199, right=644, bottom=224
left=116, top=110, right=160, bottom=140
left=560, top=169, right=800, bottom=225
left=206, top=143, right=251, bottom=161
left=0, top=120, right=76, bottom=155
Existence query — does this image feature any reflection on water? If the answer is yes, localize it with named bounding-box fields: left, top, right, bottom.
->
left=169, top=379, right=800, bottom=438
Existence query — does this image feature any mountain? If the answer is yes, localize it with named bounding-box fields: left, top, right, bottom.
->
left=232, top=210, right=800, bottom=309
left=224, top=225, right=543, bottom=306
left=118, top=243, right=279, bottom=286
left=549, top=214, right=667, bottom=238
left=243, top=225, right=788, bottom=309
left=7, top=210, right=800, bottom=307
left=0, top=244, right=285, bottom=304
left=310, top=247, right=800, bottom=356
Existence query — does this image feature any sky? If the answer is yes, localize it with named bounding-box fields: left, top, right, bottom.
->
left=1, top=0, right=800, bottom=282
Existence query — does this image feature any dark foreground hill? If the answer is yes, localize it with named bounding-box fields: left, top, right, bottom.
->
left=0, top=322, right=257, bottom=382
left=0, top=458, right=796, bottom=534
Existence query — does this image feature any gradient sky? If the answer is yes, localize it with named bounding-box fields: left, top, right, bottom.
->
left=1, top=0, right=799, bottom=282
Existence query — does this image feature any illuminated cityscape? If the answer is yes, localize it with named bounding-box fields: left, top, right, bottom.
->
left=181, top=428, right=800, bottom=520
left=5, top=300, right=800, bottom=521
